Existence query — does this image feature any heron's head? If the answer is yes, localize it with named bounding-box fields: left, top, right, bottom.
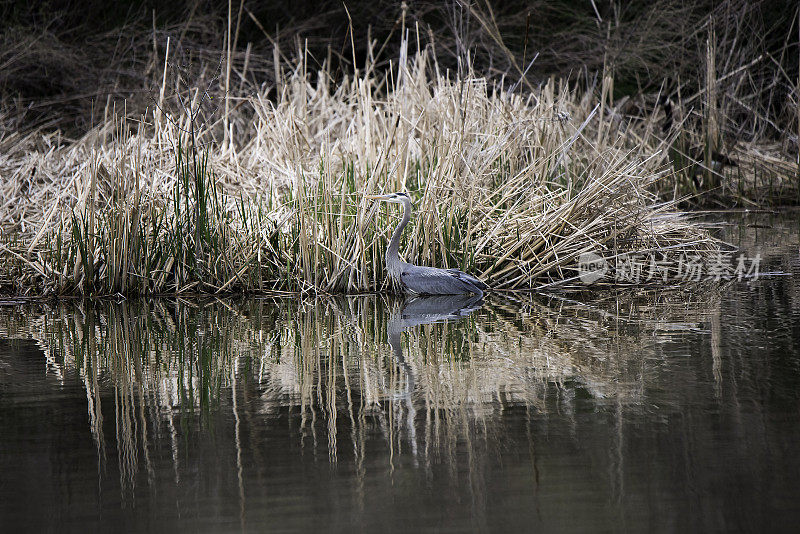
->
left=365, top=192, right=411, bottom=205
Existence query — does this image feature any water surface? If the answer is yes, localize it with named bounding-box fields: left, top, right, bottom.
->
left=1, top=212, right=799, bottom=532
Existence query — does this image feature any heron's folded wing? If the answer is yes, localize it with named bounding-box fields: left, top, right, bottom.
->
left=401, top=265, right=485, bottom=294
left=445, top=268, right=488, bottom=290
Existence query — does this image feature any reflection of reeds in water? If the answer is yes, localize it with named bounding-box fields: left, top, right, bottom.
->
left=0, top=289, right=737, bottom=500
left=8, top=300, right=253, bottom=499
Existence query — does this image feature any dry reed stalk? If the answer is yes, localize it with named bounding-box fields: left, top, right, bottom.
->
left=704, top=27, right=720, bottom=191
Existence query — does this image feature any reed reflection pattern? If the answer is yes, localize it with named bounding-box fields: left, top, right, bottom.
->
left=1, top=213, right=799, bottom=531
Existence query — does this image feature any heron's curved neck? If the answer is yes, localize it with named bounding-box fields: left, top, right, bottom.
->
left=387, top=199, right=411, bottom=271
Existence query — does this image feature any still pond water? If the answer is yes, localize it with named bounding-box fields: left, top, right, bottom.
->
left=1, top=213, right=799, bottom=532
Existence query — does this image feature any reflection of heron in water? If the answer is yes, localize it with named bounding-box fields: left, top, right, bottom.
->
left=387, top=293, right=485, bottom=460
left=366, top=193, right=488, bottom=296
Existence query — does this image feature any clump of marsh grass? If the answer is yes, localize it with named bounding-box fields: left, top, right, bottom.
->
left=1, top=40, right=721, bottom=296
left=3, top=1, right=797, bottom=215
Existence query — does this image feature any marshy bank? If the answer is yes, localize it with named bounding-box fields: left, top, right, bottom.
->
left=1, top=45, right=725, bottom=296
left=1, top=1, right=798, bottom=296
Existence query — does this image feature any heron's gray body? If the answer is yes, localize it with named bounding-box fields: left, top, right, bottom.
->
left=393, top=263, right=487, bottom=296
left=373, top=192, right=488, bottom=297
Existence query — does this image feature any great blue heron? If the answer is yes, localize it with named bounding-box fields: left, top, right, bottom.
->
left=366, top=192, right=488, bottom=296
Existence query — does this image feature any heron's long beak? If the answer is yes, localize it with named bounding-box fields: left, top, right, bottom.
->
left=365, top=194, right=389, bottom=200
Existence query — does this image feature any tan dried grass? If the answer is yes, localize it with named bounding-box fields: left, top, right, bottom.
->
left=0, top=41, right=719, bottom=295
